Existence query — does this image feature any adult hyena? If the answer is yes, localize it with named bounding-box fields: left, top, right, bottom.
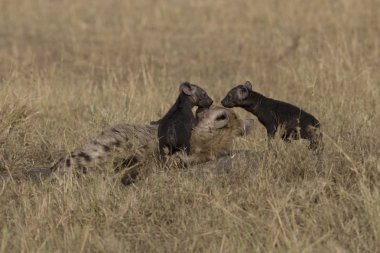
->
left=48, top=106, right=254, bottom=183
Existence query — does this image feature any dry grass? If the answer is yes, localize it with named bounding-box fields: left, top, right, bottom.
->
left=1, top=0, right=380, bottom=252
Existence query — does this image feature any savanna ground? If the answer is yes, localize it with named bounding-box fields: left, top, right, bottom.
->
left=0, top=0, right=380, bottom=252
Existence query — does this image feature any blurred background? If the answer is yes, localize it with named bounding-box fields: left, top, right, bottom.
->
left=1, top=0, right=379, bottom=115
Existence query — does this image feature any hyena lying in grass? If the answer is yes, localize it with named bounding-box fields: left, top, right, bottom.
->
left=49, top=106, right=254, bottom=184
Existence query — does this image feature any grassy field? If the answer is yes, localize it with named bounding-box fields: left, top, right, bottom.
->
left=1, top=0, right=380, bottom=252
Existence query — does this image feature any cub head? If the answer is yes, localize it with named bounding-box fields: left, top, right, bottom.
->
left=221, top=80, right=253, bottom=108
left=179, top=82, right=213, bottom=108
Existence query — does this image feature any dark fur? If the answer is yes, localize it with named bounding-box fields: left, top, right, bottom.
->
left=158, top=82, right=213, bottom=158
left=221, top=81, right=322, bottom=150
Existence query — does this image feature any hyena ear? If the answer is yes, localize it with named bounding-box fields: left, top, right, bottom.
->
left=179, top=82, right=194, bottom=96
left=214, top=111, right=229, bottom=129
left=239, top=119, right=254, bottom=136
left=237, top=86, right=249, bottom=100
left=243, top=81, right=252, bottom=90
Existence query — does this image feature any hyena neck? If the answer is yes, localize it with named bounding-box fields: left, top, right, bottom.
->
left=176, top=92, right=195, bottom=109
left=163, top=93, right=193, bottom=118
left=244, top=91, right=267, bottom=116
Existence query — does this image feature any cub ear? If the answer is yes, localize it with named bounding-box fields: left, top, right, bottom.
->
left=239, top=119, right=254, bottom=136
left=243, top=81, right=252, bottom=90
left=179, top=82, right=193, bottom=96
left=237, top=86, right=249, bottom=100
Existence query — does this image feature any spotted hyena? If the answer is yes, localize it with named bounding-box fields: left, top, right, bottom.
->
left=157, top=82, right=213, bottom=158
left=222, top=81, right=322, bottom=150
left=49, top=106, right=253, bottom=184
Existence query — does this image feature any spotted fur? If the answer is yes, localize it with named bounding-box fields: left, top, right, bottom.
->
left=50, top=124, right=158, bottom=175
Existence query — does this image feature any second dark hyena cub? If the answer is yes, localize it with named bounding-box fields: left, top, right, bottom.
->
left=158, top=82, right=213, bottom=158
left=221, top=81, right=322, bottom=150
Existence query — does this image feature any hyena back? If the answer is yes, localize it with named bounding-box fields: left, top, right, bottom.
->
left=50, top=124, right=158, bottom=175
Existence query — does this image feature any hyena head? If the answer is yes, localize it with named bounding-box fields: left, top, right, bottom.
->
left=191, top=106, right=254, bottom=156
left=195, top=106, right=254, bottom=137
left=179, top=82, right=213, bottom=108
left=221, top=80, right=253, bottom=108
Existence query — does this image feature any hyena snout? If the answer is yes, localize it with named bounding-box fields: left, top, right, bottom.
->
left=199, top=96, right=213, bottom=108
left=198, top=91, right=214, bottom=109
left=221, top=97, right=234, bottom=108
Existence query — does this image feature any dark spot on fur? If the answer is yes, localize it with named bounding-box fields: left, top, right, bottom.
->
left=93, top=140, right=110, bottom=152
left=94, top=141, right=111, bottom=152
left=66, top=159, right=71, bottom=167
left=102, top=145, right=111, bottom=152
left=111, top=128, right=121, bottom=134
left=78, top=166, right=88, bottom=174
left=113, top=140, right=121, bottom=147
left=78, top=152, right=92, bottom=162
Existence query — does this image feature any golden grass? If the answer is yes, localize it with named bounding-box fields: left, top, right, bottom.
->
left=0, top=0, right=379, bottom=252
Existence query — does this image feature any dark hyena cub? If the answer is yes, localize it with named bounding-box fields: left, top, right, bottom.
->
left=158, top=82, right=213, bottom=158
left=221, top=81, right=322, bottom=150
